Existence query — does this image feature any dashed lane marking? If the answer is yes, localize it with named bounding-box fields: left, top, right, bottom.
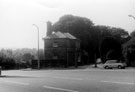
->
left=4, top=81, right=29, bottom=85
left=101, top=80, right=135, bottom=85
left=43, top=85, right=79, bottom=92
left=52, top=76, right=83, bottom=80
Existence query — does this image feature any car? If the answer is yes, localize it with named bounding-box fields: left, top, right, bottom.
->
left=103, top=60, right=126, bottom=69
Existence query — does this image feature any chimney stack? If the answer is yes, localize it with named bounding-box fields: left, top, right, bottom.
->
left=46, top=21, right=52, bottom=36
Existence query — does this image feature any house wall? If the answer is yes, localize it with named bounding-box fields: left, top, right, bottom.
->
left=45, top=38, right=68, bottom=48
left=44, top=38, right=80, bottom=67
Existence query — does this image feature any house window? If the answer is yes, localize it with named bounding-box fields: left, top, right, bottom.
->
left=52, top=50, right=58, bottom=59
left=76, top=42, right=80, bottom=48
left=53, top=42, right=58, bottom=47
left=53, top=56, right=58, bottom=59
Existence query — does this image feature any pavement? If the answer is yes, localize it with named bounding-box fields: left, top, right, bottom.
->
left=18, top=63, right=135, bottom=70
left=77, top=64, right=135, bottom=70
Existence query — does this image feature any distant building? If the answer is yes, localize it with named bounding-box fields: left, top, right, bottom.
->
left=43, top=31, right=81, bottom=67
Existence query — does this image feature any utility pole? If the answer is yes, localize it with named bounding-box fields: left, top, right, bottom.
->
left=33, top=24, right=40, bottom=69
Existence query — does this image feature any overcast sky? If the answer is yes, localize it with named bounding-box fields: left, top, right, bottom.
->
left=0, top=0, right=135, bottom=49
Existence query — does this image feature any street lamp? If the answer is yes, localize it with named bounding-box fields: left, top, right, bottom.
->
left=32, top=24, right=40, bottom=69
left=129, top=15, right=135, bottom=20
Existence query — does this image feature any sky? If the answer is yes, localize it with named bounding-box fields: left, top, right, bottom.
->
left=0, top=0, right=135, bottom=49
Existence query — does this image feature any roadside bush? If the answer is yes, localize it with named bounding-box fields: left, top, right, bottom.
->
left=2, top=58, right=16, bottom=69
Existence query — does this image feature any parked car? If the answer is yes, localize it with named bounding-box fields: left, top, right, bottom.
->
left=103, top=60, right=126, bottom=69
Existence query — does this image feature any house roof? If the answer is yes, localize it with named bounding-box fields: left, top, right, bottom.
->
left=63, top=33, right=77, bottom=39
left=45, top=31, right=77, bottom=40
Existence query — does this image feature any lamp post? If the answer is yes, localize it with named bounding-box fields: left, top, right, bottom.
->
left=33, top=24, right=40, bottom=69
left=129, top=15, right=135, bottom=20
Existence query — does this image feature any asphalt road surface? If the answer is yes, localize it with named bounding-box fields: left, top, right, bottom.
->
left=0, top=68, right=135, bottom=92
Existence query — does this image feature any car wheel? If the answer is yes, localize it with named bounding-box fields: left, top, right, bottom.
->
left=105, top=66, right=109, bottom=69
left=118, top=65, right=122, bottom=69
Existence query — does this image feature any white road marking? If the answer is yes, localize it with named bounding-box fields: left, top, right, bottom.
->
left=101, top=80, right=135, bottom=85
left=4, top=81, right=29, bottom=85
left=52, top=76, right=83, bottom=80
left=43, top=85, right=79, bottom=92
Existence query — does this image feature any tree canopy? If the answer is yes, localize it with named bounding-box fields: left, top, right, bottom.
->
left=100, top=36, right=122, bottom=63
left=47, top=14, right=129, bottom=64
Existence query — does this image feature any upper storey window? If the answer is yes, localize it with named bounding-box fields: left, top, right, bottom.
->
left=53, top=42, right=58, bottom=47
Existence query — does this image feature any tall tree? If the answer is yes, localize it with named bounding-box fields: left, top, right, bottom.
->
left=123, top=38, right=135, bottom=66
left=130, top=30, right=135, bottom=38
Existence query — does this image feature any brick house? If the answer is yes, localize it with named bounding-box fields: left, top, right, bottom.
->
left=43, top=31, right=81, bottom=67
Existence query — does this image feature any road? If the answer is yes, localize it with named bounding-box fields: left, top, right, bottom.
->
left=0, top=68, right=135, bottom=92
